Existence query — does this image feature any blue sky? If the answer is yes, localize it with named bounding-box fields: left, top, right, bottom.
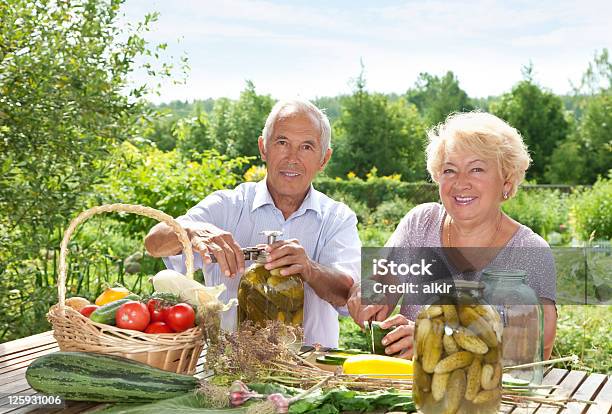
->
left=121, top=0, right=612, bottom=103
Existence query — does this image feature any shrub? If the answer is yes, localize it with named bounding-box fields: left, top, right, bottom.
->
left=326, top=188, right=412, bottom=247
left=316, top=170, right=438, bottom=209
left=371, top=196, right=415, bottom=231
left=325, top=191, right=371, bottom=226
left=569, top=174, right=612, bottom=240
left=359, top=227, right=394, bottom=248
left=502, top=187, right=570, bottom=241
left=93, top=142, right=251, bottom=234
left=244, top=165, right=267, bottom=182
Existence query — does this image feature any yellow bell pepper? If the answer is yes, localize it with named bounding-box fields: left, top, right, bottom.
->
left=95, top=286, right=130, bottom=306
left=342, top=354, right=413, bottom=379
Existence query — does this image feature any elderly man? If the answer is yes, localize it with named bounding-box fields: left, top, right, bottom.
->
left=145, top=99, right=360, bottom=348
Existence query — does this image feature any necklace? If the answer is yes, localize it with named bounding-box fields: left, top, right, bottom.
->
left=447, top=212, right=503, bottom=248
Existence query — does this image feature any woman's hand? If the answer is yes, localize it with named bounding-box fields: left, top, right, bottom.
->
left=379, top=314, right=415, bottom=359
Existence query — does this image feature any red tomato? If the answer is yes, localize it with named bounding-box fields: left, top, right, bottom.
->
left=144, top=321, right=174, bottom=334
left=146, top=299, right=168, bottom=323
left=165, top=303, right=195, bottom=332
left=80, top=304, right=99, bottom=318
left=116, top=301, right=150, bottom=331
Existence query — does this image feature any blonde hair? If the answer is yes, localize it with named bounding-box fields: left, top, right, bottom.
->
left=426, top=112, right=531, bottom=198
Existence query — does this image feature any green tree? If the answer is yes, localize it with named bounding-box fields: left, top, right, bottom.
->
left=144, top=101, right=217, bottom=152
left=226, top=81, right=274, bottom=159
left=313, top=96, right=343, bottom=123
left=0, top=0, right=166, bottom=240
left=572, top=50, right=611, bottom=183
left=547, top=50, right=612, bottom=184
left=329, top=73, right=427, bottom=180
left=575, top=93, right=612, bottom=183
left=544, top=136, right=586, bottom=184
left=205, top=83, right=273, bottom=160
left=491, top=71, right=570, bottom=182
left=173, top=108, right=214, bottom=157
left=154, top=98, right=216, bottom=118
left=142, top=111, right=178, bottom=151
left=572, top=49, right=612, bottom=96
left=208, top=97, right=234, bottom=154
left=0, top=0, right=172, bottom=340
left=406, top=71, right=473, bottom=127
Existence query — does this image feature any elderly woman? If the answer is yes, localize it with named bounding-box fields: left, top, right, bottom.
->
left=348, top=111, right=557, bottom=360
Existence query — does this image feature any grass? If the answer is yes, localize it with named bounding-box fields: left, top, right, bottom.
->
left=553, top=305, right=612, bottom=374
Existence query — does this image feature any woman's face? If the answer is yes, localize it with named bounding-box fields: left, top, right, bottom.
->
left=438, top=149, right=509, bottom=223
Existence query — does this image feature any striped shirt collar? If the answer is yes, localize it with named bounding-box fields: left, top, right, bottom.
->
left=251, top=178, right=322, bottom=219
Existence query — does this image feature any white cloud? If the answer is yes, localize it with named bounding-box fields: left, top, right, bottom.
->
left=120, top=0, right=612, bottom=102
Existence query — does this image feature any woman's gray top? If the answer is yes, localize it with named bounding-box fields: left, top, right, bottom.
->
left=385, top=203, right=557, bottom=320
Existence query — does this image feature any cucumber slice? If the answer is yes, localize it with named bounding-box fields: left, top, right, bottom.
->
left=322, top=355, right=349, bottom=362
left=315, top=356, right=345, bottom=366
left=326, top=348, right=364, bottom=355
left=502, top=374, right=532, bottom=386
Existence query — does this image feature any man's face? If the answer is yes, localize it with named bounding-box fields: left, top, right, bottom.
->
left=258, top=109, right=331, bottom=200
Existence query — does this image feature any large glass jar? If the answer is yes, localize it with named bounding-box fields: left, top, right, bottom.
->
left=237, top=256, right=304, bottom=327
left=483, top=269, right=544, bottom=385
left=413, top=280, right=503, bottom=414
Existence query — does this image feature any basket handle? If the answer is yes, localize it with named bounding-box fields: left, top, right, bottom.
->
left=58, top=203, right=194, bottom=308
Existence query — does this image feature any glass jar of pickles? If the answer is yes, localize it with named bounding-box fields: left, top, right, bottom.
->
left=237, top=231, right=304, bottom=327
left=413, top=280, right=503, bottom=414
left=483, top=269, right=544, bottom=385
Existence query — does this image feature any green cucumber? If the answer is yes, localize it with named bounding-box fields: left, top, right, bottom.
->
left=25, top=352, right=199, bottom=402
left=90, top=294, right=140, bottom=325
left=365, top=321, right=395, bottom=355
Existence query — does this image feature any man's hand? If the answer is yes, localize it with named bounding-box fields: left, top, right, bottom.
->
left=347, top=282, right=392, bottom=329
left=263, top=239, right=354, bottom=307
left=263, top=239, right=314, bottom=281
left=186, top=223, right=244, bottom=277
left=379, top=314, right=415, bottom=359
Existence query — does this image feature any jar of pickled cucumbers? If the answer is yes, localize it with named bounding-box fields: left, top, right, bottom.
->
left=237, top=231, right=304, bottom=327
left=483, top=269, right=544, bottom=385
left=413, top=280, right=503, bottom=414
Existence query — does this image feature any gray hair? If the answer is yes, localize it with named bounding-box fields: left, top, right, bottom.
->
left=261, top=98, right=331, bottom=161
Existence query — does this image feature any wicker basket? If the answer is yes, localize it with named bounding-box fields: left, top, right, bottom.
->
left=47, top=203, right=205, bottom=374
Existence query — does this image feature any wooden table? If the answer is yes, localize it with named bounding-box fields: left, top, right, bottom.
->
left=1, top=331, right=610, bottom=413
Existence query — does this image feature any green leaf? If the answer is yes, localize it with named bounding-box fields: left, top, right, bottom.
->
left=97, top=393, right=244, bottom=414
left=247, top=382, right=301, bottom=397
left=288, top=397, right=320, bottom=413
